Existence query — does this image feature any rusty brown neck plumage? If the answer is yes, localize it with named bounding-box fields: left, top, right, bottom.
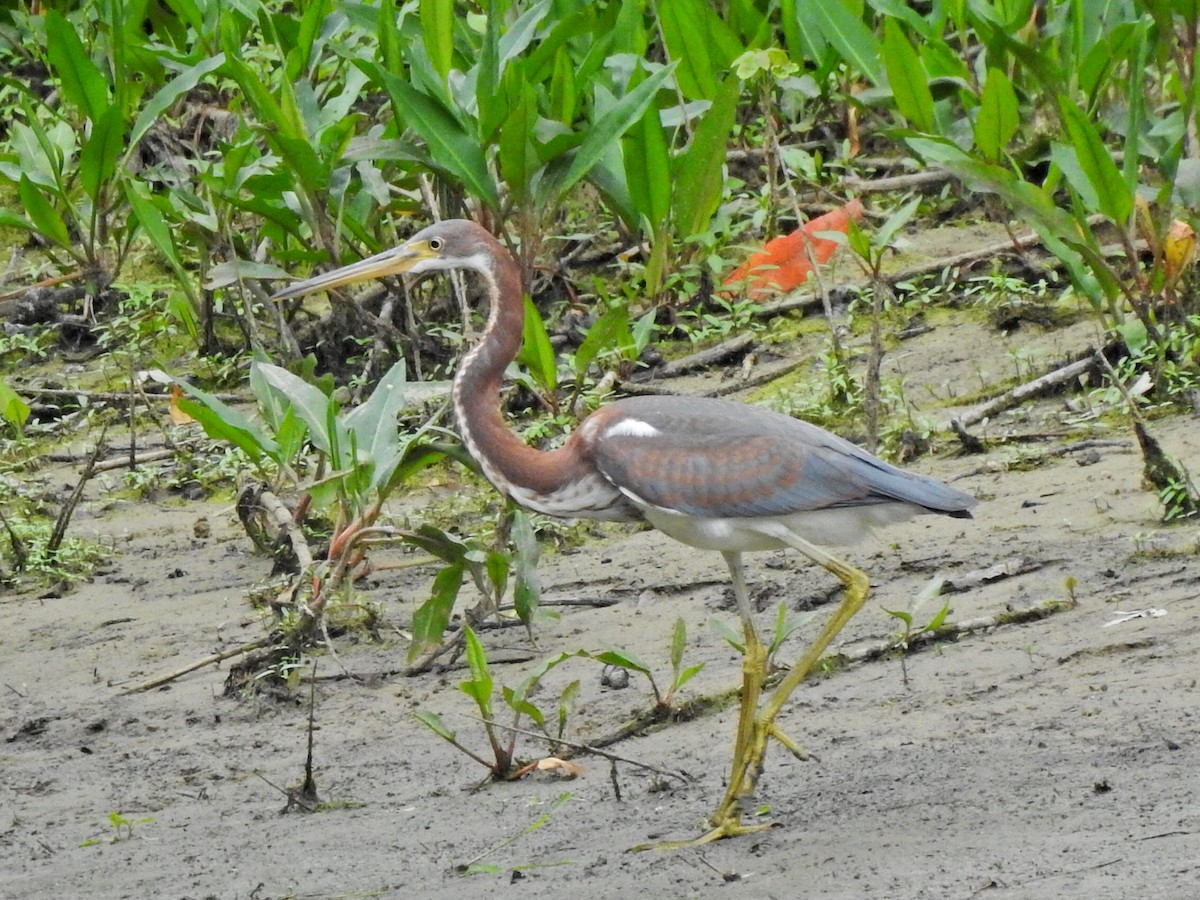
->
left=450, top=230, right=590, bottom=499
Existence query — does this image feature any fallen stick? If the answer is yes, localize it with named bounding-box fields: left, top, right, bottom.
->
left=92, top=448, right=175, bottom=472
left=953, top=355, right=1099, bottom=429
left=843, top=169, right=954, bottom=193
left=119, top=638, right=272, bottom=694
left=838, top=597, right=1075, bottom=666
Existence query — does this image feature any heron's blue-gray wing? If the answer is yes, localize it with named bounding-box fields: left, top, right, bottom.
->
left=586, top=396, right=974, bottom=519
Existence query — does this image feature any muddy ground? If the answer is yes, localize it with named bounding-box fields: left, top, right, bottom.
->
left=2, top=230, right=1199, bottom=899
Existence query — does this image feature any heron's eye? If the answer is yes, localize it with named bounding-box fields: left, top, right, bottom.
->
left=428, top=237, right=443, bottom=251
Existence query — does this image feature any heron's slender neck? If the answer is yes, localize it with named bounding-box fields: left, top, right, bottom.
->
left=451, top=233, right=585, bottom=497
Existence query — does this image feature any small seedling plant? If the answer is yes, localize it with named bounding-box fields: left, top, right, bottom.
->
left=882, top=579, right=952, bottom=687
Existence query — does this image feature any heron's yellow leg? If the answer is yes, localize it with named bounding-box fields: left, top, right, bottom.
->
left=635, top=541, right=870, bottom=851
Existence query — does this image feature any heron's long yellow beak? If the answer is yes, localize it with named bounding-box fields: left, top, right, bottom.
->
left=270, top=240, right=437, bottom=300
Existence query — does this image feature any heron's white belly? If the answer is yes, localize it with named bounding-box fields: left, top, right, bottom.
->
left=636, top=502, right=923, bottom=553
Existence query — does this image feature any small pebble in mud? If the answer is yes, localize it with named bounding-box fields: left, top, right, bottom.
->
left=600, top=664, right=630, bottom=690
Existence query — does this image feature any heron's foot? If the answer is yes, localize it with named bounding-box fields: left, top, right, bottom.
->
left=630, top=816, right=776, bottom=852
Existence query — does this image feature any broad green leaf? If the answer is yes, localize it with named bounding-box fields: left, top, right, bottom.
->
left=360, top=61, right=500, bottom=211
left=44, top=10, right=109, bottom=121
left=623, top=102, right=671, bottom=231
left=807, top=0, right=884, bottom=85
left=574, top=304, right=634, bottom=377
left=497, top=0, right=553, bottom=70
left=874, top=196, right=921, bottom=250
left=517, top=296, right=558, bottom=394
left=79, top=105, right=125, bottom=203
left=342, top=360, right=413, bottom=491
left=254, top=363, right=343, bottom=459
left=882, top=607, right=913, bottom=627
left=0, top=380, right=30, bottom=432
left=924, top=600, right=951, bottom=632
left=174, top=392, right=277, bottom=466
left=124, top=181, right=184, bottom=271
left=882, top=18, right=933, bottom=132
left=497, top=77, right=538, bottom=205
left=295, top=0, right=332, bottom=73
left=548, top=45, right=577, bottom=124
left=673, top=75, right=739, bottom=239
left=1049, top=142, right=1101, bottom=212
left=420, top=0, right=451, bottom=79
left=129, top=54, right=226, bottom=153
left=1058, top=97, right=1132, bottom=222
left=974, top=68, right=1019, bottom=162
left=555, top=64, right=674, bottom=204
left=408, top=562, right=465, bottom=661
left=17, top=176, right=71, bottom=248
left=659, top=0, right=742, bottom=100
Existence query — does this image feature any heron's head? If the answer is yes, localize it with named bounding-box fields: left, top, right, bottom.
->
left=270, top=219, right=494, bottom=300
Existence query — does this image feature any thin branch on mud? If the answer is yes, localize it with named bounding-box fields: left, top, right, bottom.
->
left=838, top=597, right=1076, bottom=667
left=47, top=432, right=106, bottom=559
left=842, top=169, right=955, bottom=194
left=460, top=713, right=693, bottom=783
left=92, top=448, right=176, bottom=472
left=119, top=638, right=273, bottom=694
left=953, top=354, right=1100, bottom=430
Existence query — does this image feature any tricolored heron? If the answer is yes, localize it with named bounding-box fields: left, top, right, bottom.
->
left=272, top=219, right=976, bottom=847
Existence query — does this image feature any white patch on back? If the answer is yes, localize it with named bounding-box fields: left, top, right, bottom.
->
left=604, top=418, right=661, bottom=439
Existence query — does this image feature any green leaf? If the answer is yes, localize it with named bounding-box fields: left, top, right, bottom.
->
left=459, top=626, right=494, bottom=713
left=574, top=304, right=633, bottom=378
left=807, top=0, right=884, bottom=85
left=79, top=104, right=125, bottom=203
left=511, top=508, right=541, bottom=627
left=881, top=18, right=933, bottom=132
left=874, top=196, right=921, bottom=250
left=409, top=562, right=465, bottom=661
left=554, top=64, right=675, bottom=203
left=674, top=663, right=704, bottom=692
left=17, top=176, right=71, bottom=249
left=124, top=181, right=184, bottom=272
left=624, top=101, right=671, bottom=232
left=502, top=685, right=546, bottom=727
left=0, top=380, right=30, bottom=432
left=974, top=67, right=1019, bottom=162
left=420, top=0, right=454, bottom=80
left=341, top=360, right=413, bottom=492
left=174, top=389, right=278, bottom=467
left=708, top=617, right=745, bottom=653
left=1058, top=97, right=1132, bottom=223
left=658, top=0, right=742, bottom=100
left=359, top=60, right=500, bottom=212
left=44, top=9, right=110, bottom=121
left=497, top=76, right=538, bottom=206
left=670, top=617, right=686, bottom=674
left=254, top=363, right=343, bottom=461
left=517, top=296, right=558, bottom=394
left=412, top=709, right=457, bottom=742
left=129, top=54, right=226, bottom=153
left=673, top=75, right=739, bottom=239
left=590, top=647, right=652, bottom=676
